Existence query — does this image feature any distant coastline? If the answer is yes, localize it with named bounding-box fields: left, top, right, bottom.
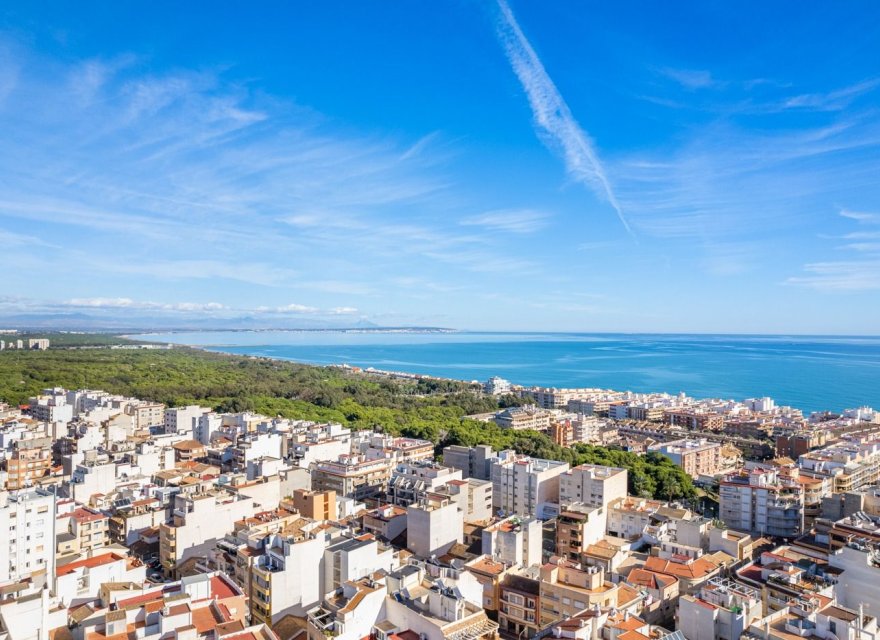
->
left=130, top=330, right=880, bottom=415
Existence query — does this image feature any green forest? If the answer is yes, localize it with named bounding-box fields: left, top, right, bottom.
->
left=0, top=341, right=696, bottom=500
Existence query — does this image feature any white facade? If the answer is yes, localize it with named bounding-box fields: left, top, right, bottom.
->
left=164, top=405, right=208, bottom=436
left=491, top=453, right=569, bottom=518
left=322, top=534, right=396, bottom=592
left=559, top=464, right=628, bottom=509
left=0, top=489, right=56, bottom=587
left=482, top=515, right=542, bottom=567
left=406, top=497, right=464, bottom=558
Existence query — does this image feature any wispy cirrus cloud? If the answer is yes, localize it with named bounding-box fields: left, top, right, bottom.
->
left=659, top=67, right=718, bottom=90
left=0, top=35, right=560, bottom=326
left=494, top=0, right=631, bottom=235
left=840, top=209, right=880, bottom=223
left=460, top=209, right=549, bottom=233
left=787, top=209, right=880, bottom=291
left=781, top=79, right=880, bottom=112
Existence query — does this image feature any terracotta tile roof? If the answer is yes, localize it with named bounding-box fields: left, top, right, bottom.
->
left=57, top=553, right=125, bottom=576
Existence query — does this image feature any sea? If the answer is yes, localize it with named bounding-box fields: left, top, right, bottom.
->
left=136, top=331, right=880, bottom=415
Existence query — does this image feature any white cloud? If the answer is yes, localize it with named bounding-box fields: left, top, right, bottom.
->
left=782, top=79, right=879, bottom=111
left=329, top=307, right=359, bottom=315
left=659, top=67, right=717, bottom=90
left=63, top=298, right=228, bottom=312
left=460, top=209, right=549, bottom=233
left=786, top=260, right=880, bottom=291
left=840, top=209, right=880, bottom=223
left=275, top=303, right=320, bottom=314
left=494, top=0, right=631, bottom=234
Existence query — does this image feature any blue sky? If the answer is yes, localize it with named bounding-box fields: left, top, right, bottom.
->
left=1, top=2, right=879, bottom=333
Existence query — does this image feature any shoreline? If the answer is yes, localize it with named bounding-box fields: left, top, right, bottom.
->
left=183, top=344, right=870, bottom=420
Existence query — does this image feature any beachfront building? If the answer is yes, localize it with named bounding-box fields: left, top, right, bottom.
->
left=493, top=406, right=551, bottom=431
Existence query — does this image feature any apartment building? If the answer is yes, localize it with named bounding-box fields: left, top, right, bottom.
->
left=438, top=477, right=493, bottom=522
left=491, top=453, right=569, bottom=519
left=558, top=464, right=627, bottom=509
left=311, top=454, right=392, bottom=502
left=233, top=431, right=283, bottom=465
left=441, top=444, right=494, bottom=480
left=606, top=496, right=664, bottom=540
left=406, top=494, right=463, bottom=558
left=5, top=436, right=52, bottom=490
left=250, top=519, right=329, bottom=623
left=125, top=401, right=166, bottom=431
left=163, top=405, right=208, bottom=436
left=664, top=409, right=724, bottom=431
left=799, top=440, right=880, bottom=494
left=358, top=434, right=434, bottom=466
left=555, top=503, right=608, bottom=561
left=290, top=423, right=352, bottom=467
left=362, top=505, right=407, bottom=542
left=54, top=551, right=146, bottom=605
left=527, top=388, right=593, bottom=410
left=28, top=394, right=74, bottom=424
left=493, top=406, right=551, bottom=431
left=719, top=467, right=805, bottom=537
left=499, top=572, right=541, bottom=639
left=160, top=490, right=256, bottom=572
left=63, top=507, right=110, bottom=555
left=0, top=488, right=56, bottom=587
left=678, top=577, right=762, bottom=640
left=482, top=515, right=542, bottom=567
left=648, top=438, right=724, bottom=479
left=539, top=559, right=618, bottom=627
left=322, top=533, right=395, bottom=593
left=291, top=488, right=336, bottom=520
left=387, top=461, right=463, bottom=507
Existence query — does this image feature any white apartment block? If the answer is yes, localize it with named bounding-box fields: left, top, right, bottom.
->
left=163, top=405, right=208, bottom=436
left=719, top=467, right=804, bottom=537
left=232, top=432, right=283, bottom=471
left=558, top=464, right=628, bottom=509
left=441, top=478, right=493, bottom=522
left=311, top=454, right=391, bottom=501
left=482, top=515, right=542, bottom=567
left=160, top=491, right=257, bottom=571
left=251, top=522, right=330, bottom=623
left=491, top=453, right=569, bottom=519
left=678, top=577, right=762, bottom=640
left=406, top=495, right=464, bottom=558
left=0, top=489, right=56, bottom=588
left=196, top=412, right=224, bottom=445
left=322, top=533, right=396, bottom=593
left=290, top=423, right=352, bottom=467
left=387, top=461, right=463, bottom=507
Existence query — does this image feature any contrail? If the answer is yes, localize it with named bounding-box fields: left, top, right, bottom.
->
left=495, top=0, right=633, bottom=235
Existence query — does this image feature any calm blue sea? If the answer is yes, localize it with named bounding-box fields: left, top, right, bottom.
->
left=137, top=331, right=880, bottom=415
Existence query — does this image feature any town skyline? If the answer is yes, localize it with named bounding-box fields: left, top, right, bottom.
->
left=1, top=2, right=879, bottom=333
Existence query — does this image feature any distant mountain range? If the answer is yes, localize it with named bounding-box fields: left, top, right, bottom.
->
left=0, top=311, right=452, bottom=333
